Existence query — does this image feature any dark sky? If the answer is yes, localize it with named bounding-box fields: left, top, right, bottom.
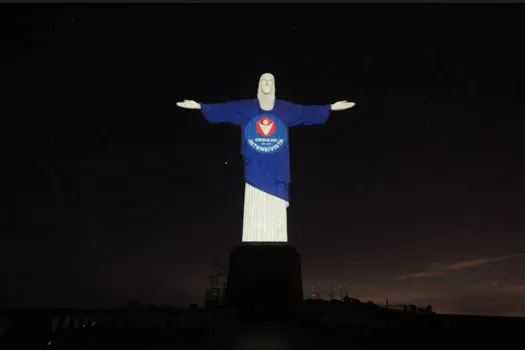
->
left=2, top=4, right=525, bottom=317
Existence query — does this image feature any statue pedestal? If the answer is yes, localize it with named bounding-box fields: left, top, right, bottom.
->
left=225, top=243, right=303, bottom=313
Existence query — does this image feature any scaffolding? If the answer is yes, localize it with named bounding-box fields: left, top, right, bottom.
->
left=204, top=262, right=227, bottom=308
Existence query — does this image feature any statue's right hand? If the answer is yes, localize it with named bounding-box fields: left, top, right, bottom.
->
left=176, top=100, right=201, bottom=109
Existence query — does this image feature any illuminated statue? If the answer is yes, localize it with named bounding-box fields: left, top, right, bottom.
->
left=177, top=73, right=355, bottom=243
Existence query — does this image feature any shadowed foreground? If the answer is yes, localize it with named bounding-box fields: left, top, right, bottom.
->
left=1, top=303, right=524, bottom=349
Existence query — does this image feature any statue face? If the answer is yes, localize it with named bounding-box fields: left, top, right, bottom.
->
left=259, top=73, right=275, bottom=95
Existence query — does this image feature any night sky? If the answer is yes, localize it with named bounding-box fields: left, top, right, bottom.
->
left=2, top=5, right=525, bottom=317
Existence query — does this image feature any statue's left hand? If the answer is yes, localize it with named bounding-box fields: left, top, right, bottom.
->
left=331, top=100, right=355, bottom=111
left=176, top=100, right=201, bottom=109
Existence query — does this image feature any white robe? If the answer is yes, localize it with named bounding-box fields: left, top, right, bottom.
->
left=242, top=182, right=289, bottom=242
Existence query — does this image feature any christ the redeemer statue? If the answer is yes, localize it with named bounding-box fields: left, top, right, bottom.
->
left=177, top=73, right=355, bottom=243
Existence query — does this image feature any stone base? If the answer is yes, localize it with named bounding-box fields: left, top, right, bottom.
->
left=225, top=243, right=303, bottom=313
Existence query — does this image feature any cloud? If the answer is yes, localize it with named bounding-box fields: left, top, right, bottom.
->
left=503, top=285, right=525, bottom=293
left=398, top=271, right=443, bottom=280
left=444, top=253, right=525, bottom=271
left=399, top=253, right=525, bottom=280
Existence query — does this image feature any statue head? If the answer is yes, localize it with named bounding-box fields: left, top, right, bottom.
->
left=258, top=73, right=275, bottom=96
left=257, top=73, right=275, bottom=111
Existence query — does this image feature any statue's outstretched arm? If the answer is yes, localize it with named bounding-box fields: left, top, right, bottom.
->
left=176, top=100, right=201, bottom=109
left=177, top=99, right=246, bottom=125
left=287, top=100, right=355, bottom=127
left=330, top=100, right=355, bottom=111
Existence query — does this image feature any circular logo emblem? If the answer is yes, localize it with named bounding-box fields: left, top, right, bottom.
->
left=244, top=114, right=287, bottom=154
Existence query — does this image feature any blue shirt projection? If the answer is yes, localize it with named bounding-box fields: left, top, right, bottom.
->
left=201, top=99, right=331, bottom=201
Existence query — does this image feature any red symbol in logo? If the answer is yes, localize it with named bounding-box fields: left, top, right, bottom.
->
left=256, top=116, right=275, bottom=137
